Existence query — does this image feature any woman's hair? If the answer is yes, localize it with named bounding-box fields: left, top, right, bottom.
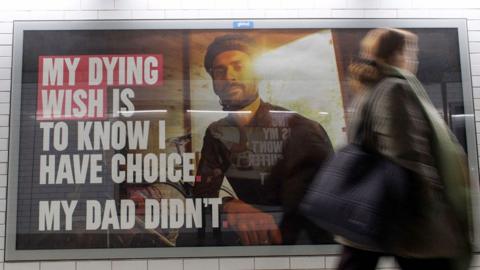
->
left=349, top=28, right=417, bottom=92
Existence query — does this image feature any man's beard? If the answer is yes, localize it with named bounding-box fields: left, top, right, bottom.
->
left=218, top=82, right=258, bottom=111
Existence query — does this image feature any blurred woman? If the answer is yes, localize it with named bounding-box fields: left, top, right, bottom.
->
left=338, top=28, right=472, bottom=270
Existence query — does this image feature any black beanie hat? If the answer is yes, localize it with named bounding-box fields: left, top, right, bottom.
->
left=204, top=34, right=255, bottom=74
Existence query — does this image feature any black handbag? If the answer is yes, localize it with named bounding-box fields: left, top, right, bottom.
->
left=300, top=88, right=413, bottom=250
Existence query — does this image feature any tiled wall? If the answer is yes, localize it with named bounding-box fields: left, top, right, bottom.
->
left=1, top=0, right=480, bottom=269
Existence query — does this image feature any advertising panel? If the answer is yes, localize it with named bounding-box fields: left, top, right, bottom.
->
left=6, top=20, right=477, bottom=260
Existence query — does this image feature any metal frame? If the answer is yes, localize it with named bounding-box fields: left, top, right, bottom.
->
left=6, top=19, right=479, bottom=261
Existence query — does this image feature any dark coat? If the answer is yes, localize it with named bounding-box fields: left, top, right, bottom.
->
left=194, top=100, right=334, bottom=244
left=344, top=74, right=470, bottom=260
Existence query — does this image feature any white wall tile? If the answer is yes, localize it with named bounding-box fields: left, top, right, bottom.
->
left=474, top=76, right=480, bottom=87
left=397, top=9, right=429, bottom=18
left=0, top=187, right=6, bottom=199
left=248, top=0, right=281, bottom=9
left=0, top=92, right=9, bottom=103
left=0, top=1, right=27, bottom=10
left=165, top=10, right=200, bottom=19
left=347, top=0, right=380, bottom=9
left=290, top=256, right=325, bottom=269
left=379, top=0, right=412, bottom=8
left=213, top=0, right=249, bottom=9
left=475, top=98, right=480, bottom=109
left=147, top=259, right=182, bottom=270
left=0, top=104, right=9, bottom=114
left=182, top=0, right=215, bottom=9
left=455, top=0, right=480, bottom=8
left=0, top=106, right=8, bottom=117
left=0, top=128, right=7, bottom=139
left=0, top=115, right=8, bottom=127
left=76, top=261, right=111, bottom=270
left=40, top=262, right=75, bottom=270
left=81, top=0, right=115, bottom=9
left=0, top=24, right=12, bottom=34
left=148, top=0, right=182, bottom=10
left=427, top=9, right=465, bottom=18
left=264, top=9, right=299, bottom=18
left=0, top=163, right=6, bottom=174
left=0, top=81, right=10, bottom=92
left=48, top=0, right=82, bottom=10
left=0, top=175, right=6, bottom=187
left=0, top=12, right=30, bottom=22
left=132, top=10, right=165, bottom=19
left=230, top=10, right=266, bottom=18
left=0, top=72, right=7, bottom=82
left=4, top=263, right=39, bottom=270
left=98, top=10, right=132, bottom=19
left=184, top=259, right=218, bottom=270
left=298, top=9, right=331, bottom=18
left=0, top=152, right=6, bottom=163
left=412, top=0, right=480, bottom=8
left=465, top=10, right=480, bottom=19
left=219, top=258, right=254, bottom=270
left=315, top=0, right=347, bottom=8
left=0, top=116, right=7, bottom=126
left=473, top=56, right=480, bottom=70
left=411, top=0, right=446, bottom=8
left=196, top=10, right=233, bottom=18
left=0, top=198, right=5, bottom=211
left=0, top=47, right=12, bottom=58
left=64, top=11, right=98, bottom=20
left=332, top=9, right=364, bottom=18
left=28, top=11, right=65, bottom=20
left=112, top=260, right=146, bottom=270
left=469, top=31, right=480, bottom=42
left=254, top=257, right=289, bottom=270
left=471, top=43, right=480, bottom=53
left=476, top=110, right=480, bottom=121
left=473, top=65, right=480, bottom=76
left=473, top=87, right=480, bottom=97
left=469, top=20, right=480, bottom=31
left=2, top=0, right=40, bottom=10
left=0, top=58, right=10, bottom=69
left=282, top=0, right=315, bottom=9
left=0, top=139, right=7, bottom=151
left=115, top=0, right=148, bottom=9
left=364, top=9, right=397, bottom=18
left=2, top=0, right=81, bottom=10
left=0, top=36, right=12, bottom=46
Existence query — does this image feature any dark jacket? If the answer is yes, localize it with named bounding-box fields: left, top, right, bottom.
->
left=194, top=100, right=334, bottom=244
left=344, top=70, right=471, bottom=261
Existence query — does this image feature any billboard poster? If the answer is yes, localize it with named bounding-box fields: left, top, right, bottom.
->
left=6, top=20, right=476, bottom=260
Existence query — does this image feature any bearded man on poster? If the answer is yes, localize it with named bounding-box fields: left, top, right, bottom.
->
left=193, top=34, right=334, bottom=245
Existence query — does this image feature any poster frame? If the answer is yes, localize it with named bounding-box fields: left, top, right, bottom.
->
left=6, top=18, right=478, bottom=261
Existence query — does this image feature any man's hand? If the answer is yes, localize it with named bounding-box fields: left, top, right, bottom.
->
left=223, top=199, right=282, bottom=245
